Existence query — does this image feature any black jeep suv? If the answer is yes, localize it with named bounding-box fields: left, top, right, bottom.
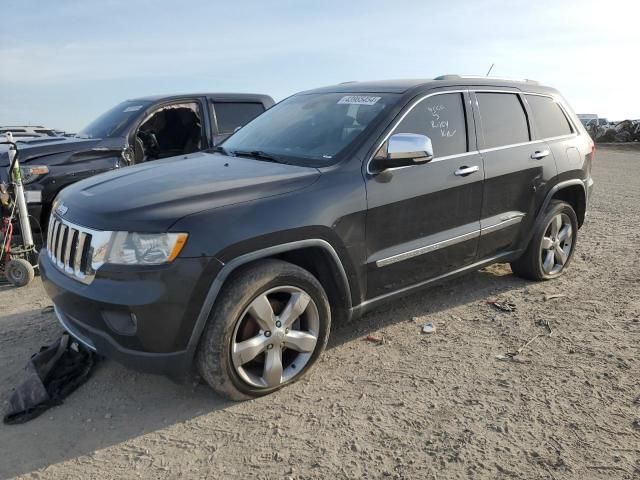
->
left=40, top=76, right=594, bottom=400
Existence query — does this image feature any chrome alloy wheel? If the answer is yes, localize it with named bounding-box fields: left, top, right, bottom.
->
left=540, top=212, right=573, bottom=275
left=230, top=286, right=320, bottom=389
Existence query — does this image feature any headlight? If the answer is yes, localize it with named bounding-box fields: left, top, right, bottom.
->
left=105, top=232, right=188, bottom=265
left=20, top=165, right=49, bottom=184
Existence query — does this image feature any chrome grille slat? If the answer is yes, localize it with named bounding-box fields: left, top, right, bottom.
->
left=49, top=220, right=60, bottom=258
left=56, top=224, right=66, bottom=268
left=47, top=215, right=55, bottom=252
left=63, top=229, right=73, bottom=271
left=46, top=215, right=100, bottom=284
left=73, top=232, right=87, bottom=276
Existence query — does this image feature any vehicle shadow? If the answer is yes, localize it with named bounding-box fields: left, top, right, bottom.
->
left=0, top=304, right=234, bottom=479
left=329, top=263, right=529, bottom=348
left=0, top=264, right=526, bottom=478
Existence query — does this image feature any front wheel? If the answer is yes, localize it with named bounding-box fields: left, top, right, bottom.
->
left=196, top=259, right=331, bottom=400
left=5, top=258, right=35, bottom=287
left=510, top=200, right=578, bottom=281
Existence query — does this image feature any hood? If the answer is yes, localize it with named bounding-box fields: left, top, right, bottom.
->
left=0, top=137, right=123, bottom=167
left=56, top=152, right=321, bottom=231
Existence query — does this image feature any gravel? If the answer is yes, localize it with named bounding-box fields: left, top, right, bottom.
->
left=1, top=145, right=638, bottom=479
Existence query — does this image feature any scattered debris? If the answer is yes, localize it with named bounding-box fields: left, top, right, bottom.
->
left=535, top=318, right=553, bottom=335
left=41, top=305, right=54, bottom=314
left=487, top=299, right=517, bottom=313
left=3, top=334, right=98, bottom=425
left=587, top=119, right=640, bottom=143
left=543, top=294, right=567, bottom=302
left=421, top=323, right=436, bottom=334
left=496, top=334, right=542, bottom=361
left=363, top=335, right=385, bottom=345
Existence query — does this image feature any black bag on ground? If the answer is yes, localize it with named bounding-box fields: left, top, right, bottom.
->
left=3, top=333, right=98, bottom=425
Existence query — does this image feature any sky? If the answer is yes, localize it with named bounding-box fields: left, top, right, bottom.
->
left=1, top=0, right=638, bottom=132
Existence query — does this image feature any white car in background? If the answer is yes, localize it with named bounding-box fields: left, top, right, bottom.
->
left=0, top=126, right=63, bottom=137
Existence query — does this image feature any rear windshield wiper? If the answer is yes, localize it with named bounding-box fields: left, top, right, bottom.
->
left=230, top=150, right=284, bottom=163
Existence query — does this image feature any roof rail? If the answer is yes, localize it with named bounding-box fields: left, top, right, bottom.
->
left=434, top=74, right=539, bottom=85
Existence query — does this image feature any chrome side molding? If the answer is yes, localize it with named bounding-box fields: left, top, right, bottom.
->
left=375, top=212, right=525, bottom=267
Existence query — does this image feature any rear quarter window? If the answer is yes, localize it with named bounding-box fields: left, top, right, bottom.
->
left=213, top=102, right=265, bottom=134
left=476, top=93, right=530, bottom=149
left=394, top=93, right=468, bottom=157
left=525, top=95, right=573, bottom=138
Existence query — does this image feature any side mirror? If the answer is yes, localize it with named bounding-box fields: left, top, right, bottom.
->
left=371, top=133, right=434, bottom=172
left=120, top=145, right=134, bottom=166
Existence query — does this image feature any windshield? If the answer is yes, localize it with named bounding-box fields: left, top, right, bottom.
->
left=77, top=100, right=151, bottom=139
left=222, top=92, right=398, bottom=165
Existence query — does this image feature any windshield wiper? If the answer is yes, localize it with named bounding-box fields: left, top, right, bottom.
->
left=230, top=150, right=283, bottom=163
left=210, top=145, right=229, bottom=155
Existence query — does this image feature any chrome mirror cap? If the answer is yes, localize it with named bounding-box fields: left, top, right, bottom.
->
left=387, top=133, right=434, bottom=163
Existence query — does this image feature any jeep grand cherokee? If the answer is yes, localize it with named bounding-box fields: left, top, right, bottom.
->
left=40, top=76, right=594, bottom=400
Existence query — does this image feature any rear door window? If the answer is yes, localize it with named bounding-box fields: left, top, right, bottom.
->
left=213, top=102, right=265, bottom=134
left=525, top=94, right=573, bottom=138
left=476, top=93, right=530, bottom=149
left=394, top=93, right=467, bottom=157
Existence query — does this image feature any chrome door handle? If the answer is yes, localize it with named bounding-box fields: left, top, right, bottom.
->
left=454, top=165, right=479, bottom=176
left=531, top=149, right=550, bottom=160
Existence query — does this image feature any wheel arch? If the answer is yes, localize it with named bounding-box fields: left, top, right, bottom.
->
left=538, top=179, right=586, bottom=227
left=549, top=182, right=586, bottom=227
left=185, top=239, right=353, bottom=360
left=519, top=179, right=586, bottom=254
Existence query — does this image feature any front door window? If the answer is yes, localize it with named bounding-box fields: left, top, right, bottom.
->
left=135, top=102, right=202, bottom=162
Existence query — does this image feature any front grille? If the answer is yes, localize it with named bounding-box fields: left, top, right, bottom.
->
left=47, top=216, right=93, bottom=282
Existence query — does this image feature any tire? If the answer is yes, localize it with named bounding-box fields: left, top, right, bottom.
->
left=196, top=259, right=331, bottom=401
left=5, top=258, right=35, bottom=287
left=510, top=200, right=578, bottom=281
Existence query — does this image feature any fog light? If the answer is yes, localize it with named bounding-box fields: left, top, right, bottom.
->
left=102, top=311, right=138, bottom=336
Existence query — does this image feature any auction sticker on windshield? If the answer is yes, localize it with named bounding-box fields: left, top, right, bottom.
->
left=337, top=95, right=381, bottom=105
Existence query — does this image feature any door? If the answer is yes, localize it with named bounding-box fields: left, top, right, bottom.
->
left=472, top=91, right=558, bottom=259
left=364, top=91, right=484, bottom=299
left=522, top=92, right=578, bottom=184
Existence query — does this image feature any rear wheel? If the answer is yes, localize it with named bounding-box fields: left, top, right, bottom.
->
left=196, top=259, right=331, bottom=400
left=510, top=200, right=578, bottom=281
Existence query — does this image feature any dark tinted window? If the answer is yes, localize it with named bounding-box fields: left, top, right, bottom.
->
left=476, top=93, right=529, bottom=148
left=525, top=95, right=573, bottom=138
left=394, top=93, right=467, bottom=157
left=214, top=102, right=265, bottom=134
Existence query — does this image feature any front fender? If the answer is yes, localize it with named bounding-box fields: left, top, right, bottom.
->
left=181, top=238, right=353, bottom=365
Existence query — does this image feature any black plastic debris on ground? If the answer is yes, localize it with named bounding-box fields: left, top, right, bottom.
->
left=3, top=333, right=98, bottom=425
left=487, top=299, right=517, bottom=313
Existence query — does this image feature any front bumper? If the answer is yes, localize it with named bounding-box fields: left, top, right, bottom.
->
left=39, top=250, right=222, bottom=376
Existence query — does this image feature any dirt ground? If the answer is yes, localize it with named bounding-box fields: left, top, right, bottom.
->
left=1, top=145, right=638, bottom=479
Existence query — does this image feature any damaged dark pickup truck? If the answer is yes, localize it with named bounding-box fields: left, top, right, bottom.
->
left=0, top=93, right=274, bottom=239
